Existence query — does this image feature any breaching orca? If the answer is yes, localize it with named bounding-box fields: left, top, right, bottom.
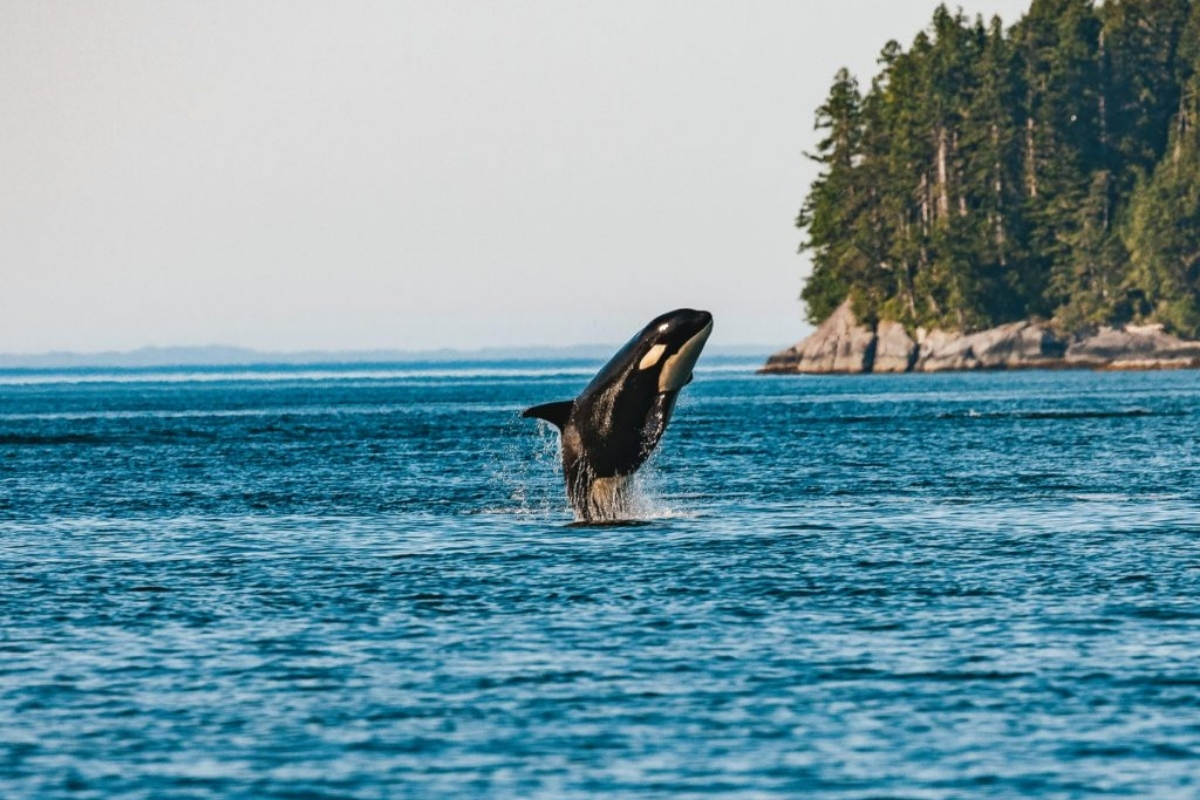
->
left=523, top=308, right=713, bottom=522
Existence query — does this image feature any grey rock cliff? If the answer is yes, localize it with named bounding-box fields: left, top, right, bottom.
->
left=1065, top=324, right=1200, bottom=369
left=762, top=299, right=1200, bottom=374
left=915, top=321, right=1067, bottom=372
left=873, top=320, right=917, bottom=373
left=760, top=300, right=876, bottom=374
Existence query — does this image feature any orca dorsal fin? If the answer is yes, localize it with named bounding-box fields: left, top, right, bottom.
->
left=521, top=400, right=574, bottom=430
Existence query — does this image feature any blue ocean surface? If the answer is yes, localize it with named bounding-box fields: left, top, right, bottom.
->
left=2, top=360, right=1200, bottom=799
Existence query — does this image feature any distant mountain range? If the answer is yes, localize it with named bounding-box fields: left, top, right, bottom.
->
left=0, top=344, right=772, bottom=369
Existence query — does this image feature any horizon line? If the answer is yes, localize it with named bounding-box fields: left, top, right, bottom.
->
left=0, top=342, right=779, bottom=369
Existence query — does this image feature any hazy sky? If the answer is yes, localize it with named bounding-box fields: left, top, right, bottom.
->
left=2, top=0, right=1035, bottom=354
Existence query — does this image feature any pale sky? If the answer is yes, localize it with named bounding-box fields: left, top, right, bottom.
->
left=2, top=0, right=1034, bottom=354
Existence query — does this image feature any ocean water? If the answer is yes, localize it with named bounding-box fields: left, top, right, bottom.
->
left=2, top=361, right=1199, bottom=799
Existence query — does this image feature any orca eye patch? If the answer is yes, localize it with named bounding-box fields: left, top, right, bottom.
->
left=638, top=344, right=667, bottom=370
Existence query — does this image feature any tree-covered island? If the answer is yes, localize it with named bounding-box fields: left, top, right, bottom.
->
left=766, top=0, right=1200, bottom=373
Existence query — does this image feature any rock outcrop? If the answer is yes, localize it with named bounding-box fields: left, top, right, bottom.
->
left=915, top=321, right=1067, bottom=372
left=1065, top=324, right=1200, bottom=369
left=873, top=320, right=918, bottom=373
left=761, top=304, right=1200, bottom=374
left=760, top=300, right=876, bottom=374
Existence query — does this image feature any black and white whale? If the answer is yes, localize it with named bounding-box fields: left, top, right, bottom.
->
left=523, top=308, right=713, bottom=521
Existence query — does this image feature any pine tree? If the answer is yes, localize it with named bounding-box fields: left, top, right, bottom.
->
left=1013, top=0, right=1104, bottom=320
left=1125, top=3, right=1200, bottom=338
left=1050, top=169, right=1131, bottom=330
left=874, top=37, right=935, bottom=327
left=798, top=68, right=866, bottom=324
left=1100, top=0, right=1191, bottom=194
left=959, top=15, right=1030, bottom=325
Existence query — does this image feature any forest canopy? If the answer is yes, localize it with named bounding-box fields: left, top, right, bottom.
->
left=798, top=0, right=1200, bottom=338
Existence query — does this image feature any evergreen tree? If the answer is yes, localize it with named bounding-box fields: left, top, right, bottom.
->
left=1125, top=3, right=1200, bottom=338
left=1013, top=0, right=1103, bottom=319
left=863, top=39, right=922, bottom=324
left=1100, top=0, right=1191, bottom=193
left=958, top=15, right=1030, bottom=325
left=872, top=37, right=934, bottom=326
left=798, top=68, right=866, bottom=324
left=1050, top=169, right=1132, bottom=330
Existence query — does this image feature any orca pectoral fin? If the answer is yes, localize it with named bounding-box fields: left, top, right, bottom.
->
left=522, top=400, right=574, bottom=430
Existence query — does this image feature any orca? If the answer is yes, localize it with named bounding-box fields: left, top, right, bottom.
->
left=523, top=308, right=713, bottom=522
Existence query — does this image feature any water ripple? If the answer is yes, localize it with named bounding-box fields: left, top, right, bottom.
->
left=2, top=366, right=1200, bottom=798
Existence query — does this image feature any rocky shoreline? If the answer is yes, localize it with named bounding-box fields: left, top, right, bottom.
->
left=761, top=300, right=1200, bottom=374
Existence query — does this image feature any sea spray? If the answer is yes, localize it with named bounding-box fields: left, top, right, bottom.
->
left=484, top=414, right=569, bottom=518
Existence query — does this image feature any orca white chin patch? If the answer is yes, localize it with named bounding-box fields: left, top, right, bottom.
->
left=659, top=319, right=713, bottom=392
left=639, top=344, right=667, bottom=370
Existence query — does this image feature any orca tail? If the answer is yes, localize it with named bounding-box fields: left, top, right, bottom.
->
left=521, top=400, right=574, bottom=431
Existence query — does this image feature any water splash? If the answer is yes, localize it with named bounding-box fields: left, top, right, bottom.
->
left=622, top=459, right=701, bottom=522
left=564, top=449, right=698, bottom=524
left=484, top=415, right=570, bottom=518
left=495, top=415, right=701, bottom=524
left=484, top=419, right=689, bottom=524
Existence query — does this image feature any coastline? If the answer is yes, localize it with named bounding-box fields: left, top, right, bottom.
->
left=761, top=300, right=1200, bottom=375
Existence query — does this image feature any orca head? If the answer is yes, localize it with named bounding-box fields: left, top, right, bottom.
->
left=577, top=308, right=714, bottom=401
left=630, top=308, right=714, bottom=393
